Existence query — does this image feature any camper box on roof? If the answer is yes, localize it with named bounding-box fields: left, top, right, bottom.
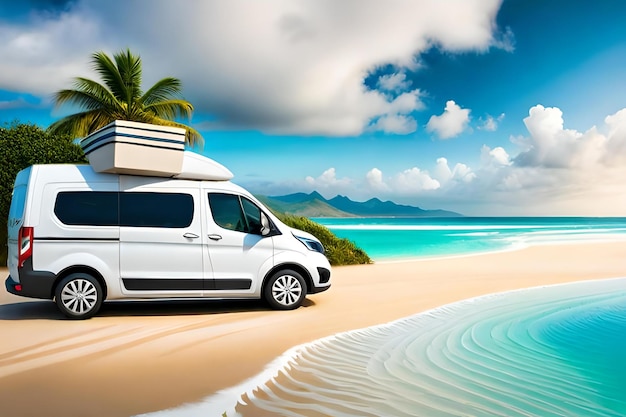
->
left=80, top=120, right=186, bottom=177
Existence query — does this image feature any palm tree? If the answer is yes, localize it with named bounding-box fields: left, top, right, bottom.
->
left=49, top=48, right=202, bottom=146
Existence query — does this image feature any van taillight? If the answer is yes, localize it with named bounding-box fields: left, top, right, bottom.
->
left=18, top=226, right=33, bottom=267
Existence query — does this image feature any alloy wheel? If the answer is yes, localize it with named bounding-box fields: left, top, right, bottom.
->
left=60, top=278, right=99, bottom=315
left=271, top=274, right=303, bottom=307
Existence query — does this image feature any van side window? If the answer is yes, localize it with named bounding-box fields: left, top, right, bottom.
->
left=240, top=197, right=263, bottom=234
left=120, top=192, right=193, bottom=228
left=208, top=193, right=264, bottom=234
left=208, top=193, right=246, bottom=232
left=54, top=192, right=118, bottom=226
left=54, top=191, right=194, bottom=228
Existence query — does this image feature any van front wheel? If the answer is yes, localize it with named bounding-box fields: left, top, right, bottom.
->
left=54, top=273, right=103, bottom=319
left=264, top=270, right=306, bottom=310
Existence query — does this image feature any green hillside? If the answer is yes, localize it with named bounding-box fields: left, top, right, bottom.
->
left=260, top=192, right=462, bottom=218
left=256, top=195, right=354, bottom=218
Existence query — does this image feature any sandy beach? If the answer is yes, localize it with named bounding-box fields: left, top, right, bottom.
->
left=1, top=241, right=625, bottom=417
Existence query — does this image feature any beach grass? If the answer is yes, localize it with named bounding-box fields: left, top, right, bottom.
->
left=278, top=213, right=371, bottom=265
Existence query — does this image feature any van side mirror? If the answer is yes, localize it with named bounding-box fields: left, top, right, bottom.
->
left=260, top=213, right=271, bottom=236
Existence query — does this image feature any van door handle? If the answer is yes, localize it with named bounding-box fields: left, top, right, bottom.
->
left=183, top=233, right=199, bottom=239
left=208, top=234, right=222, bottom=241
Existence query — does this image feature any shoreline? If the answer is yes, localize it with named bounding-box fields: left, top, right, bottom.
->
left=147, top=276, right=626, bottom=416
left=373, top=234, right=626, bottom=264
left=1, top=240, right=626, bottom=416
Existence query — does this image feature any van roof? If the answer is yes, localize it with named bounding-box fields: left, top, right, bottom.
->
left=27, top=150, right=236, bottom=184
left=22, top=164, right=255, bottom=207
left=25, top=163, right=239, bottom=186
left=29, top=164, right=117, bottom=183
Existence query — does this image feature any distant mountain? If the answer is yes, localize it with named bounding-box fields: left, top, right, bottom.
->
left=262, top=192, right=462, bottom=217
left=256, top=193, right=354, bottom=218
left=270, top=191, right=327, bottom=204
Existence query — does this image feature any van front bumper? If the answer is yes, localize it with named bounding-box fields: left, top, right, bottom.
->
left=308, top=267, right=331, bottom=294
left=5, top=258, right=56, bottom=300
left=308, top=283, right=330, bottom=294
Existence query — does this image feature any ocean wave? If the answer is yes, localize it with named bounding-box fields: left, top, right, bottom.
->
left=230, top=279, right=626, bottom=416
left=324, top=225, right=559, bottom=231
left=446, top=231, right=500, bottom=237
left=140, top=278, right=626, bottom=417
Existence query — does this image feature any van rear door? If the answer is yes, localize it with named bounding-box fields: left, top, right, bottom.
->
left=7, top=167, right=31, bottom=280
left=119, top=179, right=204, bottom=296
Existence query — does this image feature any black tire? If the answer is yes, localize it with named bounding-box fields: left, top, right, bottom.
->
left=54, top=273, right=103, bottom=319
left=264, top=269, right=307, bottom=310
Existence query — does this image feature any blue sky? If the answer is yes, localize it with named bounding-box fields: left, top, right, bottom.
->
left=1, top=0, right=626, bottom=215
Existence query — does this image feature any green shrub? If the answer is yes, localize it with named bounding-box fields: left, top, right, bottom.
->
left=277, top=214, right=371, bottom=266
left=0, top=122, right=87, bottom=264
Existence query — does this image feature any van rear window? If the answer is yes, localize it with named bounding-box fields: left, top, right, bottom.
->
left=8, top=185, right=27, bottom=224
left=54, top=192, right=119, bottom=226
left=54, top=191, right=194, bottom=228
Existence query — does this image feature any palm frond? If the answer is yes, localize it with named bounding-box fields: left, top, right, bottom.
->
left=144, top=99, right=194, bottom=120
left=54, top=78, right=120, bottom=112
left=184, top=125, right=204, bottom=148
left=141, top=77, right=183, bottom=106
left=48, top=110, right=116, bottom=139
left=114, top=49, right=143, bottom=104
left=91, top=51, right=127, bottom=102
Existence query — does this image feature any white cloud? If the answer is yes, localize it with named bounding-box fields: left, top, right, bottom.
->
left=481, top=145, right=511, bottom=167
left=433, top=157, right=453, bottom=183
left=0, top=5, right=101, bottom=96
left=451, top=162, right=476, bottom=183
left=298, top=164, right=442, bottom=202
left=377, top=72, right=410, bottom=92
left=306, top=164, right=442, bottom=200
left=0, top=0, right=505, bottom=135
left=478, top=113, right=505, bottom=131
left=387, top=90, right=425, bottom=114
left=305, top=167, right=352, bottom=192
left=277, top=105, right=626, bottom=216
left=603, top=107, right=626, bottom=162
left=474, top=105, right=626, bottom=215
left=433, top=157, right=476, bottom=184
left=426, top=100, right=471, bottom=139
left=491, top=26, right=515, bottom=52
left=369, top=114, right=417, bottom=134
left=366, top=168, right=390, bottom=191
left=514, top=104, right=605, bottom=168
left=367, top=88, right=425, bottom=134
left=366, top=89, right=426, bottom=134
left=391, top=167, right=441, bottom=192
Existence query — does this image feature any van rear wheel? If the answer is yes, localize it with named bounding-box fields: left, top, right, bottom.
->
left=264, top=269, right=306, bottom=310
left=54, top=273, right=103, bottom=319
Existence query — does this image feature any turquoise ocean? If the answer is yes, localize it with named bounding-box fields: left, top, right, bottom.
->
left=144, top=217, right=626, bottom=417
left=314, top=216, right=626, bottom=261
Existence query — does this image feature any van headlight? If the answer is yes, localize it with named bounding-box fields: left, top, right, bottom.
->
left=293, top=234, right=325, bottom=254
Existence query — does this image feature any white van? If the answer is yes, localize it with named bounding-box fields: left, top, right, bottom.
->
left=5, top=162, right=331, bottom=319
